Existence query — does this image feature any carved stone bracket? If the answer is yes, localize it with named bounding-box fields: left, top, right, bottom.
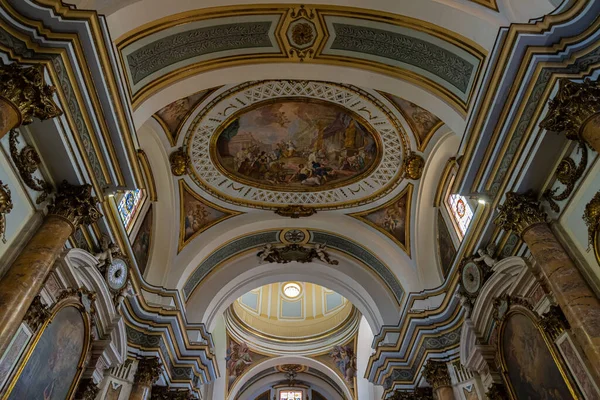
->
left=257, top=243, right=339, bottom=265
left=543, top=140, right=587, bottom=213
left=389, top=387, right=433, bottom=400
left=9, top=129, right=52, bottom=204
left=48, top=181, right=102, bottom=228
left=0, top=180, right=13, bottom=243
left=169, top=147, right=190, bottom=176
left=403, top=151, right=425, bottom=180
left=540, top=305, right=570, bottom=340
left=135, top=357, right=163, bottom=386
left=494, top=191, right=547, bottom=236
left=583, top=191, right=600, bottom=247
left=23, top=295, right=49, bottom=332
left=422, top=360, right=451, bottom=390
left=540, top=79, right=600, bottom=142
left=0, top=64, right=62, bottom=126
left=275, top=205, right=316, bottom=218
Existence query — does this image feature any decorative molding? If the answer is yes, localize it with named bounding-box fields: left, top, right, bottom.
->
left=0, top=180, right=13, bottom=243
left=422, top=360, right=451, bottom=390
left=275, top=205, right=316, bottom=218
left=402, top=152, right=425, bottom=180
left=49, top=181, right=102, bottom=228
left=540, top=305, right=570, bottom=340
left=494, top=191, right=546, bottom=236
left=135, top=357, right=163, bottom=386
left=257, top=243, right=339, bottom=265
left=389, top=387, right=433, bottom=400
left=0, top=64, right=62, bottom=126
left=137, top=150, right=158, bottom=201
left=23, top=295, right=49, bottom=332
left=543, top=141, right=587, bottom=213
left=540, top=79, right=600, bottom=142
left=169, top=147, right=190, bottom=177
left=583, top=191, right=600, bottom=246
left=8, top=130, right=52, bottom=204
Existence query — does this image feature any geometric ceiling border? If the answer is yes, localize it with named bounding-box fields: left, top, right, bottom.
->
left=116, top=5, right=486, bottom=114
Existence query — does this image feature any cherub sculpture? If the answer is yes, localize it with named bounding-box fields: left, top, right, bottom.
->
left=474, top=243, right=497, bottom=268
left=95, top=234, right=120, bottom=268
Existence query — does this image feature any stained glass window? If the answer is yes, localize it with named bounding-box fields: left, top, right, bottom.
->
left=117, top=189, right=142, bottom=230
left=280, top=391, right=302, bottom=400
left=446, top=193, right=473, bottom=237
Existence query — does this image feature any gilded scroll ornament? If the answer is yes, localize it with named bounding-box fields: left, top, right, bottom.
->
left=257, top=243, right=339, bottom=265
left=9, top=130, right=52, bottom=204
left=403, top=151, right=425, bottom=180
left=275, top=205, right=316, bottom=218
left=285, top=6, right=319, bottom=61
left=540, top=79, right=600, bottom=141
left=0, top=64, right=62, bottom=125
left=389, top=388, right=433, bottom=400
left=0, top=180, right=13, bottom=243
left=74, top=379, right=99, bottom=400
left=540, top=305, right=570, bottom=340
left=494, top=191, right=547, bottom=236
left=485, top=383, right=509, bottom=400
left=583, top=191, right=600, bottom=247
left=169, top=147, right=190, bottom=176
left=422, top=359, right=451, bottom=390
left=150, top=387, right=194, bottom=400
left=23, top=295, right=50, bottom=332
left=49, top=181, right=102, bottom=228
left=543, top=141, right=587, bottom=213
left=135, top=357, right=163, bottom=386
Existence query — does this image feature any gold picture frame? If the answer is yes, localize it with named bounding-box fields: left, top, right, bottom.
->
left=1, top=296, right=92, bottom=400
left=497, top=305, right=580, bottom=400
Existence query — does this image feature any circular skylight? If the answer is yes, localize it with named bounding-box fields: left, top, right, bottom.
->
left=283, top=283, right=301, bottom=299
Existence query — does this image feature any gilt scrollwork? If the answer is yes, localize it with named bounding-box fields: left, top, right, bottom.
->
left=543, top=141, right=587, bottom=213
left=257, top=243, right=339, bottom=265
left=583, top=191, right=600, bottom=247
left=9, top=129, right=52, bottom=204
left=0, top=180, right=13, bottom=243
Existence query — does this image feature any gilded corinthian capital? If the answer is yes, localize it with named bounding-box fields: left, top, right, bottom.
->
left=494, top=191, right=547, bottom=236
left=135, top=357, right=163, bottom=386
left=584, top=191, right=600, bottom=246
left=48, top=181, right=102, bottom=228
left=422, top=360, right=451, bottom=390
left=0, top=64, right=62, bottom=125
left=540, top=79, right=600, bottom=140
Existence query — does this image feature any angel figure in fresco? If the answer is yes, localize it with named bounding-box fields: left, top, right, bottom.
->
left=330, top=345, right=356, bottom=384
left=184, top=203, right=209, bottom=238
left=382, top=204, right=405, bottom=234
left=226, top=342, right=253, bottom=377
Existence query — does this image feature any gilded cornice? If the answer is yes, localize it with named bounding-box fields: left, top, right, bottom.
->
left=115, top=4, right=486, bottom=113
left=422, top=360, right=451, bottom=390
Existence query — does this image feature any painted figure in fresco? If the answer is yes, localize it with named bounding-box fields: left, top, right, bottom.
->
left=216, top=102, right=377, bottom=190
left=226, top=342, right=253, bottom=378
left=330, top=345, right=356, bottom=384
left=184, top=203, right=208, bottom=238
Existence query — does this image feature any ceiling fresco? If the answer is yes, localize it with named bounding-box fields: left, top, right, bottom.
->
left=215, top=100, right=379, bottom=192
left=183, top=80, right=413, bottom=210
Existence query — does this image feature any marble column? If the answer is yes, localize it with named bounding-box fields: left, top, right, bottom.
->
left=422, top=360, right=455, bottom=400
left=0, top=182, right=100, bottom=356
left=130, top=357, right=162, bottom=400
left=540, top=78, right=600, bottom=153
left=495, top=192, right=600, bottom=378
left=0, top=64, right=62, bottom=138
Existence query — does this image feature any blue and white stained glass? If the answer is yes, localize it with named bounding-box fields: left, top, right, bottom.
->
left=117, top=189, right=142, bottom=229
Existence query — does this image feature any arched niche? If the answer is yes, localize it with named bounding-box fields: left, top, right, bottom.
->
left=184, top=251, right=401, bottom=334
left=227, top=355, right=353, bottom=400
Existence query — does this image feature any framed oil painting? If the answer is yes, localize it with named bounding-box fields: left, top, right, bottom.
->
left=213, top=99, right=380, bottom=192
left=350, top=184, right=412, bottom=256
left=132, top=205, right=153, bottom=275
left=499, top=309, right=577, bottom=400
left=5, top=304, right=89, bottom=400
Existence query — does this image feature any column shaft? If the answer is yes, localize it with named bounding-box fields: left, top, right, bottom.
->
left=129, top=383, right=152, bottom=400
left=0, top=216, right=73, bottom=355
left=0, top=97, right=21, bottom=137
left=435, top=386, right=455, bottom=400
left=523, top=222, right=600, bottom=376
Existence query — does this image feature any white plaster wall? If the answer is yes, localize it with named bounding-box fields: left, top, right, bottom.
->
left=356, top=316, right=382, bottom=400
left=211, top=314, right=228, bottom=400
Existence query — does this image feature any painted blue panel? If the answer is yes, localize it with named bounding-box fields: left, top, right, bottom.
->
left=325, top=292, right=343, bottom=312
left=240, top=292, right=259, bottom=311
left=281, top=299, right=302, bottom=318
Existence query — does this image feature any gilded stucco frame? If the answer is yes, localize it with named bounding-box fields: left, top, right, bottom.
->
left=496, top=305, right=580, bottom=400
left=1, top=296, right=93, bottom=400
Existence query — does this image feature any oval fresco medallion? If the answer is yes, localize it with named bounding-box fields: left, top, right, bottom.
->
left=213, top=100, right=380, bottom=192
left=186, top=80, right=410, bottom=209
